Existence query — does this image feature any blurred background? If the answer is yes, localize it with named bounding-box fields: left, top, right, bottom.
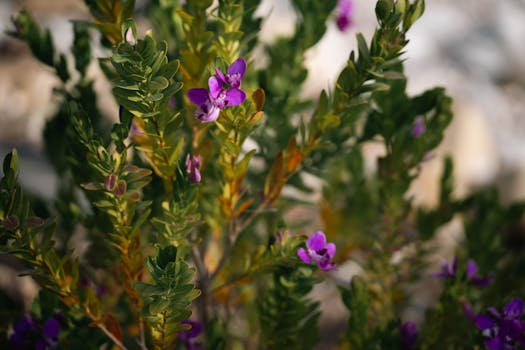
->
left=1, top=0, right=525, bottom=343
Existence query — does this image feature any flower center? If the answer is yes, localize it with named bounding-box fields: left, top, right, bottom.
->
left=213, top=90, right=228, bottom=109
left=227, top=73, right=241, bottom=88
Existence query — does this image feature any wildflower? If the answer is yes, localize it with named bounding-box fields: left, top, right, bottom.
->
left=187, top=58, right=246, bottom=123
left=461, top=299, right=477, bottom=322
left=297, top=231, right=336, bottom=271
left=335, top=0, right=353, bottom=32
left=10, top=314, right=61, bottom=350
left=400, top=321, right=418, bottom=350
left=432, top=256, right=458, bottom=278
left=10, top=314, right=36, bottom=349
left=186, top=154, right=202, bottom=183
left=41, top=317, right=60, bottom=349
left=178, top=319, right=203, bottom=350
left=475, top=298, right=525, bottom=350
left=432, top=256, right=491, bottom=287
left=466, top=259, right=492, bottom=287
left=411, top=116, right=426, bottom=137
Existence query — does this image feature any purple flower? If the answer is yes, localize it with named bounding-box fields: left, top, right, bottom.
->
left=42, top=317, right=60, bottom=348
left=187, top=58, right=246, bottom=123
left=335, top=0, right=353, bottom=32
left=400, top=321, right=418, bottom=350
left=178, top=319, right=203, bottom=350
left=186, top=154, right=202, bottom=183
left=432, top=256, right=458, bottom=278
left=476, top=298, right=525, bottom=350
left=432, top=257, right=491, bottom=287
left=461, top=299, right=477, bottom=322
left=10, top=314, right=37, bottom=348
left=466, top=259, right=492, bottom=287
left=10, top=314, right=61, bottom=349
left=411, top=116, right=426, bottom=137
left=297, top=231, right=336, bottom=271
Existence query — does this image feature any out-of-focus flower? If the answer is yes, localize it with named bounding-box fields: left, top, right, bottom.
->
left=475, top=298, right=525, bottom=350
left=186, top=154, right=202, bottom=183
left=187, top=58, right=246, bottom=123
left=297, top=231, right=336, bottom=271
left=335, top=0, right=353, bottom=32
left=466, top=259, right=492, bottom=287
left=10, top=314, right=61, bottom=350
left=461, top=299, right=477, bottom=322
left=432, top=256, right=491, bottom=287
left=400, top=321, right=418, bottom=350
left=411, top=116, right=426, bottom=137
left=178, top=319, right=203, bottom=350
left=10, top=314, right=36, bottom=349
left=432, top=256, right=458, bottom=278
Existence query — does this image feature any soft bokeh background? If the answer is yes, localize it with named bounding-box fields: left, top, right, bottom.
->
left=1, top=0, right=525, bottom=346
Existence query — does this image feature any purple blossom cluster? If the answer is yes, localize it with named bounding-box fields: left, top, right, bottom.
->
left=476, top=298, right=525, bottom=350
left=10, top=314, right=61, bottom=350
left=187, top=58, right=247, bottom=123
left=432, top=256, right=491, bottom=287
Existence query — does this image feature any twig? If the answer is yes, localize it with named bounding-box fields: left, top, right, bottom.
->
left=210, top=200, right=269, bottom=280
left=85, top=310, right=129, bottom=350
left=137, top=316, right=148, bottom=350
left=192, top=245, right=210, bottom=324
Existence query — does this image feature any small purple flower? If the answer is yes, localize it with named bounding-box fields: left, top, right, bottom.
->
left=178, top=319, right=203, bottom=350
left=400, top=321, right=418, bottom=350
left=186, top=154, right=202, bottom=183
left=297, top=231, right=336, bottom=271
left=10, top=314, right=61, bottom=350
left=10, top=314, right=37, bottom=348
left=432, top=256, right=458, bottom=278
left=461, top=299, right=477, bottom=322
left=466, top=259, right=492, bottom=287
left=476, top=298, right=525, bottom=350
left=187, top=58, right=246, bottom=123
left=335, top=0, right=353, bottom=32
left=432, top=257, right=491, bottom=287
left=411, top=116, right=426, bottom=137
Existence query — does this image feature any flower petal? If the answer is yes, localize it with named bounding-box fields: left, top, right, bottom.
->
left=325, top=242, right=336, bottom=258
left=187, top=88, right=209, bottom=105
left=208, top=77, right=223, bottom=99
left=484, top=337, right=503, bottom=350
left=196, top=104, right=220, bottom=123
left=503, top=298, right=524, bottom=320
left=307, top=231, right=326, bottom=251
left=228, top=57, right=246, bottom=77
left=450, top=255, right=458, bottom=276
left=466, top=259, right=477, bottom=279
left=475, top=314, right=495, bottom=330
left=225, top=88, right=246, bottom=106
left=297, top=248, right=311, bottom=264
left=318, top=260, right=336, bottom=271
left=43, top=317, right=60, bottom=338
left=215, top=68, right=227, bottom=85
